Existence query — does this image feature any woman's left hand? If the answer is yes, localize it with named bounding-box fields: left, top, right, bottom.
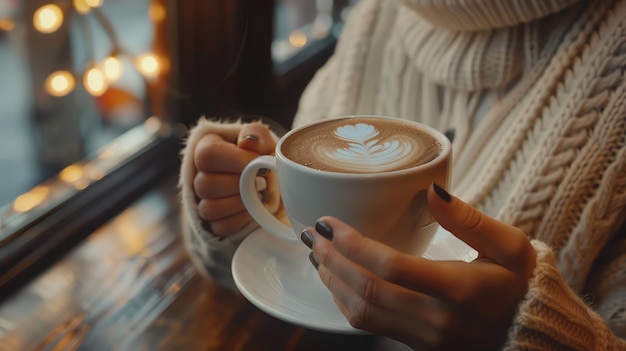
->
left=301, top=184, right=536, bottom=350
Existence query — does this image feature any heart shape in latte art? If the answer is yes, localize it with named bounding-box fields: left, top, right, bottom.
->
left=316, top=123, right=419, bottom=173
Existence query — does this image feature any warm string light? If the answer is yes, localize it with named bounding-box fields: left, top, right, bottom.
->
left=83, top=66, right=108, bottom=96
left=33, top=4, right=64, bottom=33
left=135, top=53, right=161, bottom=79
left=32, top=1, right=162, bottom=97
left=73, top=0, right=92, bottom=14
left=7, top=0, right=161, bottom=216
left=102, top=55, right=123, bottom=82
left=85, top=0, right=104, bottom=8
left=44, top=52, right=159, bottom=97
left=45, top=70, right=75, bottom=97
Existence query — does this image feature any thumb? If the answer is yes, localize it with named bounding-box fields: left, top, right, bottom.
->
left=237, top=122, right=276, bottom=155
left=427, top=183, right=534, bottom=271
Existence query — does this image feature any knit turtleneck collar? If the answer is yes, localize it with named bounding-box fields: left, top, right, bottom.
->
left=395, top=0, right=583, bottom=91
left=406, top=0, right=581, bottom=32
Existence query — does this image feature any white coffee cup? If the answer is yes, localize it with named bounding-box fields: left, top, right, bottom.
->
left=240, top=116, right=451, bottom=256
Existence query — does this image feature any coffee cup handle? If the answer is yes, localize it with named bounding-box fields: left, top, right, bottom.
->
left=240, top=155, right=296, bottom=242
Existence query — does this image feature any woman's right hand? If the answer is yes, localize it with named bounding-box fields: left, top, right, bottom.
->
left=193, top=122, right=276, bottom=237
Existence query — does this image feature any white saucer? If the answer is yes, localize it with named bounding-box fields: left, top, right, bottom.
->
left=232, top=226, right=477, bottom=334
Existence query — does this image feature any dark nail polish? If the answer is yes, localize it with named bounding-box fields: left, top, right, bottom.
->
left=315, top=219, right=333, bottom=240
left=433, top=182, right=452, bottom=203
left=308, top=252, right=320, bottom=270
left=259, top=190, right=268, bottom=203
left=444, top=128, right=455, bottom=143
left=301, top=230, right=314, bottom=249
left=257, top=168, right=270, bottom=176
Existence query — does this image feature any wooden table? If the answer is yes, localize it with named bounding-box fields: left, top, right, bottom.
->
left=0, top=177, right=388, bottom=350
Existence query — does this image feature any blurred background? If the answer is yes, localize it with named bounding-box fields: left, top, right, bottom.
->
left=0, top=0, right=155, bottom=207
left=0, top=0, right=358, bottom=225
left=0, top=2, right=369, bottom=346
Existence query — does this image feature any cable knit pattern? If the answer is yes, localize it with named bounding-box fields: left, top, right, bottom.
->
left=327, top=0, right=380, bottom=118
left=505, top=241, right=626, bottom=350
left=180, top=0, right=626, bottom=349
left=452, top=1, right=599, bottom=210
left=298, top=0, right=626, bottom=347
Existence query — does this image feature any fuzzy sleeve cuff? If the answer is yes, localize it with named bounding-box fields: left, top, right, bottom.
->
left=504, top=240, right=626, bottom=350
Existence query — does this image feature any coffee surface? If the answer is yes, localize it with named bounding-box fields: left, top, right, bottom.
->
left=282, top=118, right=442, bottom=173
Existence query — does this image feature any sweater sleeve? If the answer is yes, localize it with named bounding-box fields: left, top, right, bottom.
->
left=505, top=240, right=626, bottom=350
left=178, top=117, right=283, bottom=290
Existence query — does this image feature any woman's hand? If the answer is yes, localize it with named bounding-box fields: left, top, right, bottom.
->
left=301, top=184, right=536, bottom=350
left=193, top=122, right=276, bottom=237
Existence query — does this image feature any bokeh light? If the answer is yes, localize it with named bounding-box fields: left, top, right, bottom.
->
left=13, top=186, right=50, bottom=213
left=45, top=70, right=75, bottom=97
left=33, top=4, right=64, bottom=34
left=135, top=53, right=160, bottom=79
left=102, top=55, right=123, bottom=82
left=84, top=67, right=108, bottom=96
left=289, top=30, right=308, bottom=48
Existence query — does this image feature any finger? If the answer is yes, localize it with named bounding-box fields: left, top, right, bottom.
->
left=206, top=210, right=253, bottom=237
left=315, top=249, right=482, bottom=349
left=310, top=217, right=462, bottom=304
left=194, top=173, right=239, bottom=199
left=311, top=217, right=447, bottom=285
left=309, top=217, right=524, bottom=349
left=194, top=173, right=266, bottom=200
left=309, top=217, right=504, bottom=304
left=194, top=133, right=261, bottom=174
left=318, top=263, right=438, bottom=347
left=313, top=234, right=407, bottom=312
left=198, top=196, right=249, bottom=221
left=237, top=122, right=276, bottom=154
left=427, top=183, right=535, bottom=272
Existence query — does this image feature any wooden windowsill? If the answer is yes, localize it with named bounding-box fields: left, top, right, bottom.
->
left=0, top=175, right=384, bottom=350
left=0, top=120, right=183, bottom=297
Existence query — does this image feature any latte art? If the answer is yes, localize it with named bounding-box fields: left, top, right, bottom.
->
left=318, top=123, right=419, bottom=172
left=282, top=117, right=442, bottom=174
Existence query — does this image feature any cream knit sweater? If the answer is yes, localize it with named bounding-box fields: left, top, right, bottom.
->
left=179, top=0, right=626, bottom=349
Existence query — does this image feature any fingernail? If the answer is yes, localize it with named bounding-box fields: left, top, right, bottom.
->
left=444, top=128, right=455, bottom=143
left=242, top=134, right=259, bottom=142
left=256, top=168, right=270, bottom=176
left=315, top=219, right=333, bottom=240
left=433, top=182, right=452, bottom=203
left=308, top=252, right=320, bottom=270
left=301, top=230, right=314, bottom=249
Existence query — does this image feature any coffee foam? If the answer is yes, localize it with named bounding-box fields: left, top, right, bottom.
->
left=282, top=118, right=442, bottom=173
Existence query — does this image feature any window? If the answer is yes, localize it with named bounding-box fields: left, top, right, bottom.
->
left=1, top=0, right=161, bottom=201
left=0, top=0, right=356, bottom=292
left=273, top=0, right=356, bottom=73
left=0, top=0, right=179, bottom=290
